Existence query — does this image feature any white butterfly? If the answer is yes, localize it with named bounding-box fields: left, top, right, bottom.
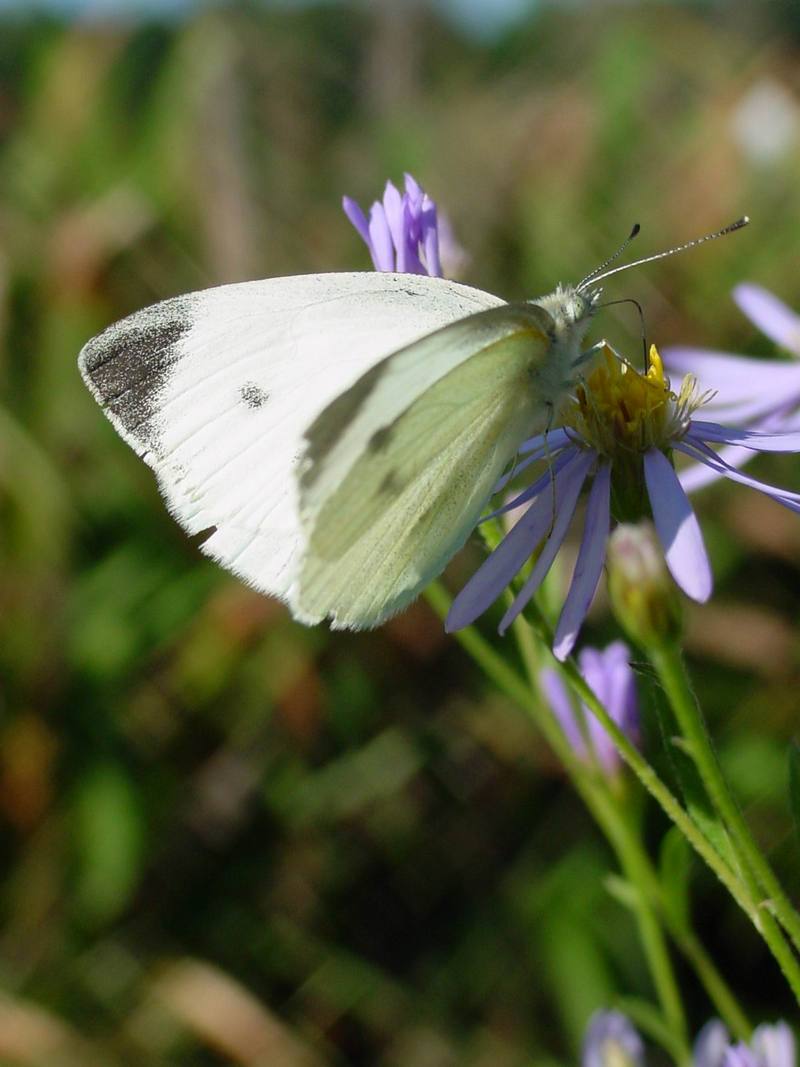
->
left=79, top=270, right=601, bottom=628
left=78, top=219, right=745, bottom=630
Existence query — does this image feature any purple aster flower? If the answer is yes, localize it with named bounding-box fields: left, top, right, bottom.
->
left=343, top=173, right=443, bottom=277
left=694, top=1020, right=795, bottom=1067
left=725, top=1046, right=763, bottom=1067
left=583, top=1010, right=645, bottom=1067
left=663, top=284, right=800, bottom=491
left=540, top=641, right=639, bottom=775
left=752, top=1023, right=797, bottom=1067
left=695, top=1020, right=735, bottom=1067
left=446, top=343, right=800, bottom=660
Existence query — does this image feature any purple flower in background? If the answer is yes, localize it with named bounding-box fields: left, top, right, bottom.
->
left=694, top=1020, right=795, bottom=1067
left=541, top=641, right=639, bottom=775
left=343, top=173, right=443, bottom=277
left=583, top=1011, right=645, bottom=1067
left=664, top=284, right=800, bottom=491
left=725, top=1047, right=763, bottom=1067
left=446, top=344, right=800, bottom=659
left=752, top=1024, right=798, bottom=1067
left=696, top=1020, right=735, bottom=1067
left=581, top=1013, right=796, bottom=1067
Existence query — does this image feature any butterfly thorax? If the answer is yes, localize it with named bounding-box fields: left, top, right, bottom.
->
left=528, top=283, right=600, bottom=395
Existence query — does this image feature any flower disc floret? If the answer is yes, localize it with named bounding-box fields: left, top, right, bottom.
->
left=564, top=345, right=706, bottom=459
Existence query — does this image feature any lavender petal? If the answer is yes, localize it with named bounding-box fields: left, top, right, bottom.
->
left=446, top=451, right=586, bottom=631
left=342, top=196, right=372, bottom=247
left=540, top=667, right=586, bottom=756
left=751, top=1022, right=796, bottom=1067
left=679, top=443, right=756, bottom=493
left=421, top=198, right=442, bottom=277
left=367, top=203, right=395, bottom=271
left=490, top=429, right=573, bottom=500
left=690, top=419, right=800, bottom=452
left=605, top=640, right=639, bottom=736
left=553, top=463, right=611, bottom=661
left=583, top=1011, right=644, bottom=1067
left=723, top=1046, right=761, bottom=1067
left=597, top=641, right=639, bottom=770
left=579, top=640, right=635, bottom=774
left=400, top=200, right=425, bottom=274
left=662, top=347, right=800, bottom=421
left=381, top=180, right=406, bottom=267
left=499, top=453, right=594, bottom=632
left=734, top=282, right=800, bottom=354
left=403, top=171, right=424, bottom=205
left=486, top=448, right=575, bottom=519
left=693, top=1020, right=731, bottom=1067
left=518, top=427, right=572, bottom=456
left=644, top=448, right=712, bottom=602
left=678, top=437, right=800, bottom=512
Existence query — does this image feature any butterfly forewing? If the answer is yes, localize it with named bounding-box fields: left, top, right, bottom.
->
left=78, top=272, right=504, bottom=604
left=295, top=304, right=558, bottom=629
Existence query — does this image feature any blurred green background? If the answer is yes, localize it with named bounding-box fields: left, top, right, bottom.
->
left=2, top=1, right=800, bottom=1063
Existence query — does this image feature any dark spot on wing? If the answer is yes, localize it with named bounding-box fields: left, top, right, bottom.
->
left=79, top=294, right=195, bottom=453
left=369, top=425, right=394, bottom=452
left=240, top=382, right=269, bottom=409
left=378, top=470, right=401, bottom=496
left=301, top=359, right=389, bottom=490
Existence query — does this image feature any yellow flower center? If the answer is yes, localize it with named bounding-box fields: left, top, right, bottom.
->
left=562, top=343, right=702, bottom=458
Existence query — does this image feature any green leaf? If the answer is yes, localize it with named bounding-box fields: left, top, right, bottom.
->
left=658, top=826, right=692, bottom=931
left=649, top=682, right=736, bottom=868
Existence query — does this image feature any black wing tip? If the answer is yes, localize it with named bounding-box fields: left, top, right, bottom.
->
left=78, top=293, right=196, bottom=376
left=77, top=293, right=197, bottom=450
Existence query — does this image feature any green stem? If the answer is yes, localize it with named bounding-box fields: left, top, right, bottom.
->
left=513, top=620, right=748, bottom=1043
left=517, top=603, right=800, bottom=1004
left=428, top=583, right=752, bottom=1033
left=650, top=642, right=800, bottom=1000
left=425, top=583, right=530, bottom=707
left=588, top=785, right=750, bottom=1039
left=511, top=623, right=688, bottom=1053
left=556, top=655, right=752, bottom=911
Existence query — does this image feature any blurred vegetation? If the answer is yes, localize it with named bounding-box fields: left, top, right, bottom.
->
left=2, top=1, right=800, bottom=1064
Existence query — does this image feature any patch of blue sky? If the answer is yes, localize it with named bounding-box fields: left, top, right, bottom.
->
left=0, top=0, right=540, bottom=39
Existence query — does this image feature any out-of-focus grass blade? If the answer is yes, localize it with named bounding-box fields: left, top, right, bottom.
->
left=788, top=741, right=800, bottom=848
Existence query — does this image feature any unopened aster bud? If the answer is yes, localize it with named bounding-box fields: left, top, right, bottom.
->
left=607, top=521, right=682, bottom=647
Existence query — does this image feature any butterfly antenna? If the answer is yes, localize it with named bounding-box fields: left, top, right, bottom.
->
left=587, top=216, right=750, bottom=287
left=577, top=223, right=641, bottom=292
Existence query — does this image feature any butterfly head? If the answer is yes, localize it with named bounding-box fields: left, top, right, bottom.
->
left=533, top=283, right=600, bottom=346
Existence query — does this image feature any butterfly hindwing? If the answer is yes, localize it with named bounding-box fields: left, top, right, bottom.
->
left=295, top=303, right=559, bottom=628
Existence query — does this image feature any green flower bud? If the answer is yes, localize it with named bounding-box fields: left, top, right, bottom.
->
left=607, top=521, right=683, bottom=648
